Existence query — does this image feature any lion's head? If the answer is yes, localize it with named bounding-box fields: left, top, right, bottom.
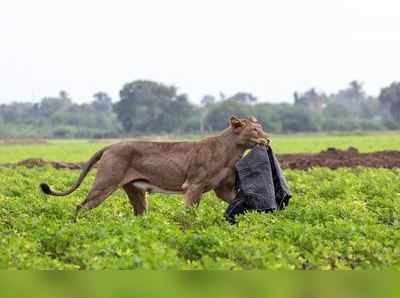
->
left=229, top=115, right=271, bottom=148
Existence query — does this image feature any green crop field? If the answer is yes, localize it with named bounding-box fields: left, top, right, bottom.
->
left=0, top=133, right=399, bottom=269
left=0, top=167, right=399, bottom=269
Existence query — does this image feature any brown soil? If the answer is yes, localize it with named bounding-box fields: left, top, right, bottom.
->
left=1, top=159, right=85, bottom=170
left=1, top=147, right=400, bottom=170
left=277, top=147, right=400, bottom=170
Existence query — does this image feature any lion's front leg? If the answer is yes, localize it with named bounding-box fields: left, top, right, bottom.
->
left=214, top=184, right=236, bottom=203
left=184, top=184, right=203, bottom=208
left=214, top=168, right=236, bottom=203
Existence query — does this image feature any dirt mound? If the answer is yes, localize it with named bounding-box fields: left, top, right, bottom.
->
left=278, top=147, right=400, bottom=170
left=2, top=148, right=400, bottom=170
left=10, top=158, right=85, bottom=170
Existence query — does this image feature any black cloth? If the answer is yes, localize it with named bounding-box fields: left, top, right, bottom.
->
left=225, top=145, right=292, bottom=223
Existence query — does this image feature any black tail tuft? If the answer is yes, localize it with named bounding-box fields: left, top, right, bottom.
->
left=40, top=183, right=51, bottom=195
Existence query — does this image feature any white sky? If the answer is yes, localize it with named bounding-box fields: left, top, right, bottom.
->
left=1, top=0, right=400, bottom=104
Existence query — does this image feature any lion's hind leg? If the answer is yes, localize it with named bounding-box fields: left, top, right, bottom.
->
left=123, top=184, right=148, bottom=216
left=74, top=156, right=127, bottom=221
left=74, top=182, right=118, bottom=221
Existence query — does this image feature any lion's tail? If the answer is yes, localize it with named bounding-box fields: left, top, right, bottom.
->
left=40, top=146, right=109, bottom=197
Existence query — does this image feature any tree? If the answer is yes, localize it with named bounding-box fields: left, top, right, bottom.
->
left=199, top=95, right=216, bottom=133
left=93, top=92, right=112, bottom=113
left=334, top=81, right=365, bottom=103
left=280, top=105, right=320, bottom=132
left=330, top=81, right=367, bottom=117
left=59, top=90, right=70, bottom=101
left=159, top=93, right=195, bottom=132
left=359, top=96, right=381, bottom=119
left=322, top=103, right=351, bottom=119
left=349, top=81, right=364, bottom=98
left=294, top=88, right=327, bottom=113
left=114, top=80, right=194, bottom=133
left=379, top=82, right=400, bottom=122
left=251, top=103, right=285, bottom=133
left=38, top=90, right=72, bottom=119
left=205, top=100, right=252, bottom=131
left=201, top=95, right=216, bottom=107
left=227, top=92, right=258, bottom=104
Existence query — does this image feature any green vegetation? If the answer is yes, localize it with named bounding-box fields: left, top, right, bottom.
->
left=1, top=133, right=400, bottom=163
left=1, top=166, right=399, bottom=269
left=1, top=80, right=400, bottom=138
left=0, top=140, right=105, bottom=163
left=1, top=134, right=398, bottom=270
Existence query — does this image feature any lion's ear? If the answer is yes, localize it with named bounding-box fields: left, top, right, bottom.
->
left=230, top=115, right=244, bottom=128
left=249, top=116, right=257, bottom=123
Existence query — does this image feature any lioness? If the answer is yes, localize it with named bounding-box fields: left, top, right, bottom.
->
left=40, top=116, right=270, bottom=219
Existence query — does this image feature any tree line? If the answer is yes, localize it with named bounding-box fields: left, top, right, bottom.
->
left=0, top=79, right=399, bottom=138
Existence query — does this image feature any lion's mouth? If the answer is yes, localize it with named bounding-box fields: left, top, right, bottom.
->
left=250, top=137, right=271, bottom=146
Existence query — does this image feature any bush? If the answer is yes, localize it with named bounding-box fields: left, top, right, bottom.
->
left=322, top=119, right=360, bottom=131
left=383, top=117, right=400, bottom=130
left=53, top=127, right=74, bottom=138
left=358, top=119, right=386, bottom=131
left=280, top=107, right=320, bottom=133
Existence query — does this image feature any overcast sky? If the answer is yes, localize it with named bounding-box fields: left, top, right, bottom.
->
left=1, top=0, right=400, bottom=104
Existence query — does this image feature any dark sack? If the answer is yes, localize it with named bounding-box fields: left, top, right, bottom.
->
left=225, top=145, right=291, bottom=223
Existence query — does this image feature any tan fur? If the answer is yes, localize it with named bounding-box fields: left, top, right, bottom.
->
left=40, top=116, right=270, bottom=219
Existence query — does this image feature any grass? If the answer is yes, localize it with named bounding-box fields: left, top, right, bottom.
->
left=0, top=166, right=399, bottom=269
left=1, top=132, right=399, bottom=270
left=0, top=132, right=400, bottom=163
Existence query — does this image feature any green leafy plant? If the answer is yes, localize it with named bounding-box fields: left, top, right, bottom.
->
left=1, top=166, right=399, bottom=270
